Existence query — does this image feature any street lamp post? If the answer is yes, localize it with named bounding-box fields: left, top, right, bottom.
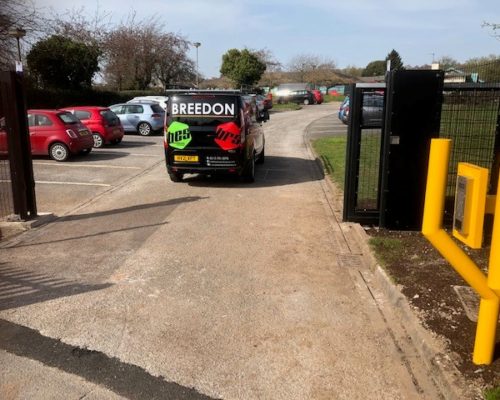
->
left=193, top=42, right=201, bottom=88
left=9, top=27, right=27, bottom=63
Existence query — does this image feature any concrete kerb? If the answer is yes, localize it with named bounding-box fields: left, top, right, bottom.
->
left=304, top=118, right=477, bottom=399
left=0, top=213, right=55, bottom=241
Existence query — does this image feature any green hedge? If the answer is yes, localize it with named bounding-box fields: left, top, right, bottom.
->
left=25, top=87, right=165, bottom=109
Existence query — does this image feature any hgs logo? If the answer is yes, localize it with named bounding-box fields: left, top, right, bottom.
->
left=214, top=122, right=241, bottom=150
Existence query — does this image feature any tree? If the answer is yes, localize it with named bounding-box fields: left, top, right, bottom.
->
left=102, top=15, right=195, bottom=90
left=482, top=21, right=500, bottom=40
left=362, top=60, right=386, bottom=77
left=287, top=54, right=336, bottom=83
left=220, top=49, right=266, bottom=87
left=0, top=0, right=39, bottom=69
left=155, top=34, right=196, bottom=88
left=27, top=35, right=100, bottom=89
left=436, top=56, right=458, bottom=70
left=385, top=49, right=404, bottom=71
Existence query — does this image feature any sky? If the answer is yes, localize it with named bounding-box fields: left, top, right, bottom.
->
left=35, top=0, right=500, bottom=78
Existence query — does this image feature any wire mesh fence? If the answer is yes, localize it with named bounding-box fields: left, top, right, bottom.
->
left=446, top=58, right=500, bottom=84
left=439, top=86, right=500, bottom=196
left=356, top=128, right=382, bottom=211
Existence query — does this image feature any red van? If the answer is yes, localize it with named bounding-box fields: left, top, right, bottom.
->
left=62, top=106, right=124, bottom=148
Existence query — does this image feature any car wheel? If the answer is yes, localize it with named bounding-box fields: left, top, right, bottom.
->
left=49, top=143, right=70, bottom=162
left=256, top=146, right=265, bottom=164
left=137, top=122, right=152, bottom=136
left=79, top=148, right=92, bottom=155
left=304, top=98, right=310, bottom=105
left=168, top=171, right=183, bottom=182
left=92, top=133, right=104, bottom=148
left=242, top=153, right=255, bottom=182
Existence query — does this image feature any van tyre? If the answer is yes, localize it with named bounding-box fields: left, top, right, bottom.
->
left=256, top=147, right=265, bottom=164
left=242, top=154, right=255, bottom=182
left=138, top=122, right=152, bottom=136
left=50, top=143, right=70, bottom=161
left=169, top=172, right=183, bottom=182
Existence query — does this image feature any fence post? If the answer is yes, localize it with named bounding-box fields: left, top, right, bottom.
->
left=0, top=71, right=37, bottom=220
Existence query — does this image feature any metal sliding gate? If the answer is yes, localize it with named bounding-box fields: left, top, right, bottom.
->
left=344, top=71, right=500, bottom=230
left=344, top=70, right=445, bottom=229
left=343, top=83, right=385, bottom=225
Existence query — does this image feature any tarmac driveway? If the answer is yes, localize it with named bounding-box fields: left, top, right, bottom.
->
left=0, top=104, right=441, bottom=399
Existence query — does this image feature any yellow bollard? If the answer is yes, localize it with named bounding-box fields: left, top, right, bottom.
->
left=422, top=139, right=499, bottom=365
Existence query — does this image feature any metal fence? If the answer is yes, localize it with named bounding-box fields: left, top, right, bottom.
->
left=440, top=85, right=500, bottom=197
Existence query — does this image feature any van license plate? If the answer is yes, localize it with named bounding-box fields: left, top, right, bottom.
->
left=174, top=155, right=198, bottom=162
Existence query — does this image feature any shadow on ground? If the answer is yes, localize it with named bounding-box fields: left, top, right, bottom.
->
left=186, top=155, right=324, bottom=188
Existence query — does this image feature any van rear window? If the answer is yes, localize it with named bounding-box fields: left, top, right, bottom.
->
left=169, top=95, right=239, bottom=126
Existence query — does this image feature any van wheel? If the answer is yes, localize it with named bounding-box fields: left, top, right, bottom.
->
left=256, top=146, right=265, bottom=164
left=50, top=143, right=70, bottom=161
left=93, top=133, right=104, bottom=148
left=138, top=122, right=152, bottom=136
left=242, top=153, right=255, bottom=182
left=169, top=172, right=183, bottom=182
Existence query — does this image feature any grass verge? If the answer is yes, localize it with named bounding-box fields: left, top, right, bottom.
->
left=485, top=387, right=500, bottom=400
left=271, top=103, right=302, bottom=112
left=311, top=136, right=347, bottom=190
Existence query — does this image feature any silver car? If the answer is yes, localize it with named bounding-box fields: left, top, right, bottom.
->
left=109, top=102, right=165, bottom=136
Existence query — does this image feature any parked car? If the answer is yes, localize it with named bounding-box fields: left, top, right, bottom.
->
left=61, top=106, right=124, bottom=148
left=263, top=93, right=273, bottom=110
left=337, top=93, right=384, bottom=127
left=338, top=96, right=349, bottom=124
left=251, top=94, right=270, bottom=121
left=27, top=109, right=93, bottom=161
left=312, top=89, right=324, bottom=104
left=127, top=96, right=169, bottom=110
left=275, top=83, right=315, bottom=105
left=164, top=90, right=265, bottom=182
left=109, top=102, right=165, bottom=136
left=361, top=92, right=384, bottom=127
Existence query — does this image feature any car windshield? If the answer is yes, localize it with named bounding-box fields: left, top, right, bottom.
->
left=168, top=95, right=239, bottom=126
left=58, top=112, right=79, bottom=124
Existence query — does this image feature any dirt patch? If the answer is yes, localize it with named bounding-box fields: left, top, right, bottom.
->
left=367, top=228, right=499, bottom=391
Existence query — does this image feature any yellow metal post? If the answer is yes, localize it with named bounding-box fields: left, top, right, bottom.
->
left=422, top=139, right=499, bottom=365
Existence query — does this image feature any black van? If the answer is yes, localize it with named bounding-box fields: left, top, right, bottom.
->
left=164, top=91, right=265, bottom=182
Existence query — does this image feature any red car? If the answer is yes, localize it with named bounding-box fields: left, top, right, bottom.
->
left=61, top=106, right=124, bottom=148
left=27, top=109, right=94, bottom=161
left=312, top=89, right=324, bottom=104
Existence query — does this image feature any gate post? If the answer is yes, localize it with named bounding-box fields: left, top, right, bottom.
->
left=0, top=71, right=37, bottom=220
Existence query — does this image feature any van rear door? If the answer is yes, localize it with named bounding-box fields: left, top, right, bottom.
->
left=167, top=94, right=241, bottom=150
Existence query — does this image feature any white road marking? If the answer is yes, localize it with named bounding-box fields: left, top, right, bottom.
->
left=33, top=162, right=141, bottom=170
left=35, top=181, right=111, bottom=187
left=95, top=151, right=159, bottom=157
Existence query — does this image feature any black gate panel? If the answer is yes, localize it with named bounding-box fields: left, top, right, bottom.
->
left=343, top=83, right=385, bottom=224
left=379, top=70, right=444, bottom=230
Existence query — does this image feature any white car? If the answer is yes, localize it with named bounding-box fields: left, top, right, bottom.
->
left=127, top=96, right=168, bottom=110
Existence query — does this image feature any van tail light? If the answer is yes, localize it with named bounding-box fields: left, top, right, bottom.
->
left=66, top=129, right=78, bottom=138
left=214, top=122, right=242, bottom=151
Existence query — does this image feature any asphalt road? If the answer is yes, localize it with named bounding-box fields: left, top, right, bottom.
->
left=0, top=104, right=442, bottom=399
